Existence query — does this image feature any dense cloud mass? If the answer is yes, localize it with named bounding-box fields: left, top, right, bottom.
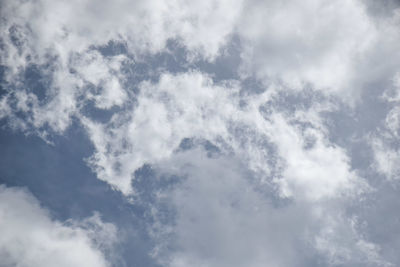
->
left=1, top=0, right=400, bottom=266
left=0, top=185, right=116, bottom=267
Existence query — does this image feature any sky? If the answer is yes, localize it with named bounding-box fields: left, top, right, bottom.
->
left=1, top=0, right=400, bottom=266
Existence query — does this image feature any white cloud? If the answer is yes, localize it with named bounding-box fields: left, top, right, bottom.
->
left=1, top=2, right=400, bottom=265
left=147, top=149, right=386, bottom=267
left=237, top=0, right=400, bottom=101
left=0, top=185, right=116, bottom=267
left=82, top=71, right=362, bottom=202
left=268, top=113, right=362, bottom=201
left=370, top=71, right=400, bottom=180
left=81, top=71, right=241, bottom=194
left=1, top=0, right=242, bottom=71
left=0, top=0, right=245, bottom=137
left=71, top=51, right=128, bottom=109
left=238, top=0, right=374, bottom=90
left=371, top=131, right=400, bottom=181
left=2, top=0, right=400, bottom=138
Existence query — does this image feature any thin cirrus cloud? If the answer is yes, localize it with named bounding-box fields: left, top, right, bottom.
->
left=1, top=0, right=400, bottom=266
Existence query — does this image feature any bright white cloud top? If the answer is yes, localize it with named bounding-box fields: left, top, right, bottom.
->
left=1, top=0, right=400, bottom=266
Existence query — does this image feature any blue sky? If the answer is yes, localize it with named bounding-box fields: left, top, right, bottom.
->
left=1, top=0, right=400, bottom=266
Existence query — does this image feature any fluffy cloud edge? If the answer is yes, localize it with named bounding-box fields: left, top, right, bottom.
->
left=0, top=185, right=117, bottom=267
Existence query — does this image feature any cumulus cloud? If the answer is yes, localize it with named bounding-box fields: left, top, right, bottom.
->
left=82, top=71, right=362, bottom=202
left=1, top=0, right=400, bottom=266
left=81, top=71, right=241, bottom=193
left=371, top=137, right=400, bottom=180
left=0, top=0, right=242, bottom=136
left=2, top=0, right=400, bottom=137
left=0, top=185, right=116, bottom=267
left=0, top=0, right=242, bottom=79
left=267, top=113, right=363, bottom=200
left=77, top=70, right=381, bottom=265
left=146, top=149, right=387, bottom=267
left=237, top=0, right=400, bottom=100
left=370, top=72, right=400, bottom=180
